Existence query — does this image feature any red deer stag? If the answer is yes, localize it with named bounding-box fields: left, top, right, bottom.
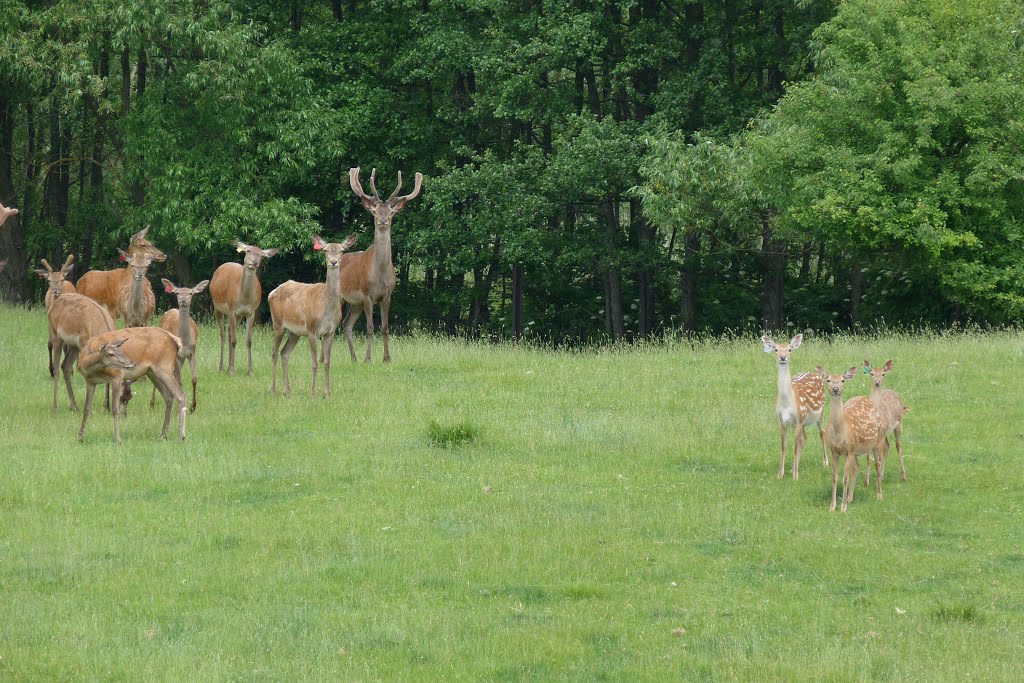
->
left=47, top=293, right=120, bottom=412
left=76, top=227, right=166, bottom=321
left=819, top=366, right=888, bottom=512
left=761, top=334, right=826, bottom=480
left=344, top=167, right=422, bottom=363
left=269, top=234, right=358, bottom=397
left=36, top=255, right=77, bottom=310
left=209, top=242, right=280, bottom=375
left=153, top=279, right=209, bottom=412
left=863, top=360, right=910, bottom=482
left=77, top=327, right=186, bottom=444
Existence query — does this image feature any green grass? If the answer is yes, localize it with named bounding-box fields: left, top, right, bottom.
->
left=1, top=302, right=1023, bottom=680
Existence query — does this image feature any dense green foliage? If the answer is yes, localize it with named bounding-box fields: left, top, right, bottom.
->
left=1, top=0, right=1022, bottom=341
left=2, top=304, right=1024, bottom=678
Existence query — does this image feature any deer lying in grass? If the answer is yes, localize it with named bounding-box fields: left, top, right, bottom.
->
left=343, top=167, right=422, bottom=363
left=0, top=200, right=18, bottom=226
left=36, top=255, right=76, bottom=310
left=761, top=334, right=826, bottom=479
left=819, top=366, right=888, bottom=512
left=47, top=293, right=122, bottom=412
left=77, top=327, right=185, bottom=444
left=76, top=227, right=166, bottom=322
left=152, top=279, right=209, bottom=412
left=210, top=242, right=280, bottom=375
left=864, top=360, right=910, bottom=482
left=269, top=234, right=358, bottom=397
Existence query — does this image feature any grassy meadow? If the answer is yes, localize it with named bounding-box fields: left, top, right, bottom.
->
left=1, top=302, right=1023, bottom=681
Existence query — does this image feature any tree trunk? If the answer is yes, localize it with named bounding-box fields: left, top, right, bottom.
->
left=0, top=95, right=27, bottom=302
left=680, top=232, right=700, bottom=332
left=599, top=200, right=625, bottom=340
left=512, top=264, right=523, bottom=341
left=632, top=199, right=655, bottom=337
left=760, top=217, right=786, bottom=330
left=850, top=261, right=864, bottom=328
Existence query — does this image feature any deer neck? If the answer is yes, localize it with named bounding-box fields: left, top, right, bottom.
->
left=776, top=362, right=796, bottom=405
left=829, top=393, right=849, bottom=437
left=177, top=307, right=194, bottom=349
left=128, top=276, right=146, bottom=318
left=372, top=226, right=393, bottom=277
left=240, top=266, right=258, bottom=304
left=324, top=266, right=342, bottom=321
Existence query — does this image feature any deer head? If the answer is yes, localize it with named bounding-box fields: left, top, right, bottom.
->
left=762, top=334, right=803, bottom=366
left=233, top=242, right=280, bottom=272
left=129, top=226, right=167, bottom=262
left=35, top=255, right=75, bottom=301
left=118, top=249, right=155, bottom=282
left=817, top=366, right=858, bottom=398
left=98, top=338, right=137, bottom=372
left=863, top=359, right=893, bottom=389
left=349, top=167, right=423, bottom=231
left=313, top=234, right=359, bottom=269
left=162, top=278, right=209, bottom=312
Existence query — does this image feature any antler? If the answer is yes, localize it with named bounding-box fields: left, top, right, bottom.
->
left=349, top=167, right=373, bottom=202
left=40, top=258, right=54, bottom=274
left=61, top=254, right=74, bottom=271
left=369, top=169, right=381, bottom=201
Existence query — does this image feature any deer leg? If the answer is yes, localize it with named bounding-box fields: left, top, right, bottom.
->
left=344, top=304, right=363, bottom=363
left=308, top=334, right=319, bottom=399
left=841, top=453, right=855, bottom=512
left=818, top=419, right=827, bottom=467
left=864, top=450, right=871, bottom=487
left=363, top=301, right=374, bottom=363
left=793, top=427, right=806, bottom=480
left=894, top=421, right=906, bottom=481
left=228, top=314, right=238, bottom=375
left=111, top=380, right=124, bottom=445
left=61, top=347, right=79, bottom=412
left=156, top=370, right=186, bottom=441
left=777, top=423, right=787, bottom=479
left=150, top=380, right=158, bottom=409
left=829, top=450, right=839, bottom=512
left=270, top=323, right=286, bottom=394
left=216, top=311, right=226, bottom=371
left=280, top=332, right=301, bottom=396
left=51, top=338, right=64, bottom=413
left=875, top=443, right=885, bottom=501
left=78, top=382, right=98, bottom=443
left=380, top=296, right=391, bottom=363
left=154, top=375, right=174, bottom=440
left=189, top=354, right=198, bottom=413
left=245, top=313, right=256, bottom=376
left=322, top=333, right=336, bottom=397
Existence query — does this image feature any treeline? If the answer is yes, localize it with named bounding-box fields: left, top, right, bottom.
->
left=1, top=0, right=1022, bottom=343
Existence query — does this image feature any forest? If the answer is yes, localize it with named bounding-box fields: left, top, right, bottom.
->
left=1, top=0, right=1022, bottom=343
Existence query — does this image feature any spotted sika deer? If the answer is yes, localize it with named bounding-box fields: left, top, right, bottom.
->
left=36, top=255, right=77, bottom=310
left=343, top=167, right=423, bottom=363
left=210, top=242, right=280, bottom=375
left=761, top=334, right=826, bottom=479
left=864, top=360, right=910, bottom=482
left=153, top=279, right=209, bottom=412
left=76, top=227, right=166, bottom=322
left=269, top=234, right=358, bottom=397
left=77, top=327, right=186, bottom=444
left=819, top=366, right=888, bottom=512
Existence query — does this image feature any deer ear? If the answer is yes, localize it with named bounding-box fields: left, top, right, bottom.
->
left=761, top=336, right=775, bottom=353
left=883, top=359, right=893, bottom=372
left=313, top=236, right=325, bottom=251
left=341, top=234, right=358, bottom=250
left=234, top=241, right=248, bottom=253
left=106, top=338, right=129, bottom=350
left=263, top=248, right=280, bottom=258
left=63, top=264, right=74, bottom=278
left=192, top=280, right=209, bottom=294
left=34, top=269, right=48, bottom=279
left=161, top=278, right=175, bottom=294
left=789, top=334, right=802, bottom=349
left=118, top=249, right=129, bottom=262
left=843, top=366, right=857, bottom=380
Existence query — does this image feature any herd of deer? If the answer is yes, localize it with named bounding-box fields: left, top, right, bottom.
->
left=2, top=190, right=911, bottom=512
left=763, top=334, right=910, bottom=512
left=0, top=168, right=421, bottom=444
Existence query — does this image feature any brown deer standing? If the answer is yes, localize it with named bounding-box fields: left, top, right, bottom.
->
left=35, top=255, right=77, bottom=310
left=761, top=334, right=827, bottom=479
left=77, top=327, right=186, bottom=444
left=46, top=293, right=119, bottom=412
left=116, top=249, right=156, bottom=327
left=76, top=227, right=166, bottom=322
left=269, top=234, right=358, bottom=397
left=343, top=167, right=423, bottom=363
left=153, top=279, right=209, bottom=412
left=864, top=360, right=910, bottom=482
left=0, top=200, right=17, bottom=226
left=819, top=366, right=888, bottom=512
left=209, top=242, right=280, bottom=375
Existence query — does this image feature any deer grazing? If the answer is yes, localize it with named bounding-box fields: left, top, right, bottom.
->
left=77, top=327, right=186, bottom=444
left=153, top=279, right=209, bottom=412
left=864, top=360, right=910, bottom=482
left=269, top=234, right=358, bottom=397
left=76, top=227, right=166, bottom=322
left=46, top=293, right=119, bottom=412
left=36, top=256, right=77, bottom=309
left=116, top=249, right=156, bottom=327
left=761, top=334, right=827, bottom=479
left=210, top=242, right=280, bottom=375
left=343, top=167, right=423, bottom=363
left=819, top=366, right=888, bottom=512
left=0, top=200, right=17, bottom=226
